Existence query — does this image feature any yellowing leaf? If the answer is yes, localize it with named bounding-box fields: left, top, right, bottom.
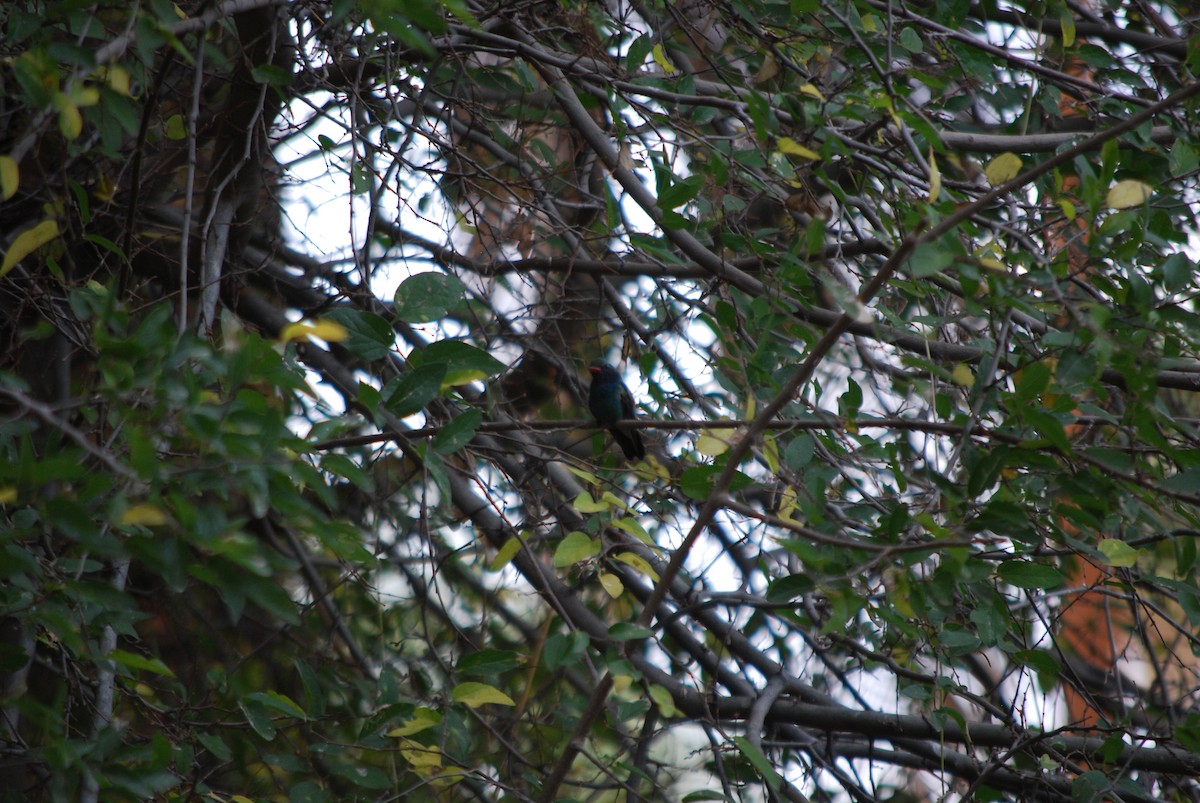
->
left=927, top=149, right=941, bottom=202
left=55, top=95, right=82, bottom=139
left=979, top=258, right=1006, bottom=273
left=951, top=363, right=975, bottom=388
left=613, top=551, right=660, bottom=582
left=777, top=137, right=820, bottom=161
left=1, top=219, right=60, bottom=278
left=599, top=572, right=623, bottom=598
left=554, top=531, right=600, bottom=567
left=1058, top=198, right=1076, bottom=219
left=397, top=738, right=443, bottom=772
left=279, top=319, right=349, bottom=344
left=799, top=83, right=825, bottom=101
left=0, top=155, right=17, bottom=201
left=696, top=431, right=730, bottom=456
left=1107, top=179, right=1153, bottom=209
left=278, top=322, right=311, bottom=343
left=387, top=707, right=441, bottom=737
left=307, top=318, right=350, bottom=341
left=984, top=152, right=1023, bottom=185
left=777, top=485, right=798, bottom=522
left=452, top=682, right=515, bottom=708
left=487, top=536, right=522, bottom=571
left=121, top=503, right=167, bottom=526
left=107, top=66, right=131, bottom=96
left=611, top=674, right=633, bottom=694
left=611, top=516, right=651, bottom=543
left=573, top=491, right=609, bottom=513
left=651, top=43, right=676, bottom=74
left=753, top=54, right=779, bottom=84
left=565, top=465, right=601, bottom=486
left=442, top=369, right=487, bottom=387
left=73, top=86, right=100, bottom=107
left=647, top=683, right=678, bottom=717
left=642, top=454, right=671, bottom=481
left=164, top=113, right=186, bottom=140
left=762, top=434, right=780, bottom=474
left=600, top=491, right=629, bottom=511
left=1097, top=538, right=1138, bottom=568
left=1060, top=11, right=1076, bottom=48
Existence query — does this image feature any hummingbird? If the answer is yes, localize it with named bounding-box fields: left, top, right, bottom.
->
left=587, top=360, right=645, bottom=460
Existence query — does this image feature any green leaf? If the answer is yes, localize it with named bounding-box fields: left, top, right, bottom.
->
left=909, top=242, right=953, bottom=278
left=747, top=90, right=770, bottom=141
left=195, top=731, right=231, bottom=762
left=680, top=465, right=753, bottom=500
left=608, top=622, right=653, bottom=641
left=626, top=33, right=653, bottom=70
left=457, top=648, right=523, bottom=676
left=245, top=690, right=308, bottom=720
left=969, top=598, right=1008, bottom=646
left=542, top=631, right=589, bottom=671
left=1071, top=771, right=1110, bottom=801
left=1012, top=648, right=1060, bottom=686
left=899, top=27, right=923, bottom=53
left=329, top=762, right=392, bottom=790
left=681, top=465, right=718, bottom=500
left=384, top=363, right=446, bottom=416
left=432, top=409, right=481, bottom=454
left=658, top=174, right=704, bottom=210
left=733, top=735, right=783, bottom=791
left=998, top=560, right=1065, bottom=590
left=1020, top=408, right=1072, bottom=453
left=940, top=628, right=981, bottom=655
left=251, top=62, right=293, bottom=88
left=323, top=309, right=394, bottom=360
left=417, top=340, right=505, bottom=386
left=766, top=574, right=813, bottom=603
left=321, top=453, right=374, bottom=492
left=239, top=696, right=278, bottom=741
left=1161, top=252, right=1193, bottom=293
left=105, top=649, right=176, bottom=678
left=1162, top=466, right=1200, bottom=494
left=243, top=574, right=302, bottom=625
left=350, top=161, right=372, bottom=194
left=289, top=781, right=332, bottom=803
left=393, top=272, right=467, bottom=322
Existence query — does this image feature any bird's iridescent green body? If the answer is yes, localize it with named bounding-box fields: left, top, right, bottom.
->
left=588, top=360, right=645, bottom=460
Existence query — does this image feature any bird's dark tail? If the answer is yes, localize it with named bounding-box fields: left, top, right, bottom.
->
left=610, top=427, right=645, bottom=460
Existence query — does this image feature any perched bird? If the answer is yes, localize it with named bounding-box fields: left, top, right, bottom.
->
left=588, top=359, right=645, bottom=460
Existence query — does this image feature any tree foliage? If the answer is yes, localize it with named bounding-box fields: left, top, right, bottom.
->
left=4, top=0, right=1200, bottom=801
